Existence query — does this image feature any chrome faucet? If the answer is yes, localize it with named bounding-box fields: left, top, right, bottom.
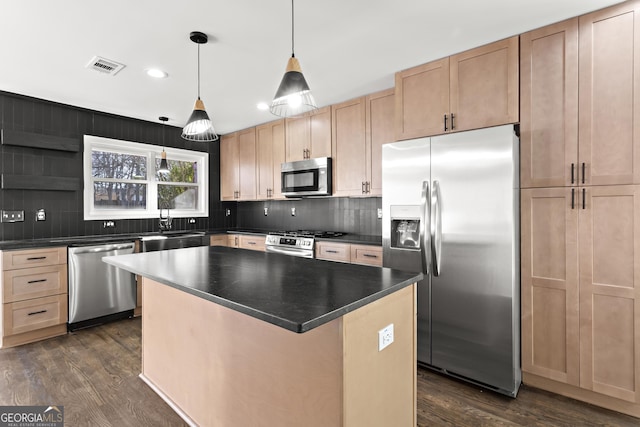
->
left=159, top=208, right=172, bottom=231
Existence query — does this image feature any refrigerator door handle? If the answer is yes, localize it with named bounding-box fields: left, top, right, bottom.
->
left=431, top=180, right=442, bottom=276
left=420, top=180, right=431, bottom=275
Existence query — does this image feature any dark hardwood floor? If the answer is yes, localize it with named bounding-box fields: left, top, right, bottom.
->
left=0, top=318, right=638, bottom=426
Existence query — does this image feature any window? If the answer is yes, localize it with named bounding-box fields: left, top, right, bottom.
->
left=84, top=135, right=208, bottom=220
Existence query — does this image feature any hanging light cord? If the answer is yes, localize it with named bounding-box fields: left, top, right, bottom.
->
left=291, top=0, right=295, bottom=58
left=197, top=43, right=201, bottom=98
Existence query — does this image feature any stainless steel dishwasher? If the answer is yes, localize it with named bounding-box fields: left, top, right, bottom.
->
left=68, top=241, right=136, bottom=330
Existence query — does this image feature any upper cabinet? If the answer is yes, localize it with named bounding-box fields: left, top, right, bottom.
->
left=579, top=2, right=640, bottom=186
left=256, top=119, right=285, bottom=199
left=522, top=2, right=640, bottom=188
left=331, top=90, right=395, bottom=197
left=366, top=89, right=395, bottom=196
left=332, top=97, right=367, bottom=197
left=285, top=106, right=332, bottom=162
left=520, top=18, right=579, bottom=188
left=220, top=128, right=257, bottom=201
left=395, top=36, right=519, bottom=140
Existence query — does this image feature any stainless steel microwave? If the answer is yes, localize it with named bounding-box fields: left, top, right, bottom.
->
left=281, top=157, right=332, bottom=197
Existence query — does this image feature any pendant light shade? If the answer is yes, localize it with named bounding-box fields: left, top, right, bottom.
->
left=182, top=31, right=218, bottom=142
left=270, top=0, right=317, bottom=117
left=158, top=116, right=170, bottom=175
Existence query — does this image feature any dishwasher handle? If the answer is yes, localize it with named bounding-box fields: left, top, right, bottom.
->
left=70, top=243, right=135, bottom=254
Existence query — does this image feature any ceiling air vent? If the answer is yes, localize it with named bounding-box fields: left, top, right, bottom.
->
left=85, top=56, right=126, bottom=76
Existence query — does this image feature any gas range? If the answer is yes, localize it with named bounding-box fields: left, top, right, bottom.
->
left=264, top=231, right=346, bottom=258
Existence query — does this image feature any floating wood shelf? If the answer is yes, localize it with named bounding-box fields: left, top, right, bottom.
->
left=1, top=129, right=80, bottom=152
left=1, top=174, right=81, bottom=191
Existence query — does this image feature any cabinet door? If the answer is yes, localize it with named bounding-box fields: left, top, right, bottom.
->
left=220, top=133, right=239, bottom=201
left=285, top=114, right=309, bottom=162
left=450, top=36, right=519, bottom=132
left=257, top=122, right=275, bottom=199
left=395, top=58, right=450, bottom=140
left=520, top=19, right=579, bottom=188
left=309, top=106, right=332, bottom=159
left=366, top=89, right=395, bottom=196
left=521, top=188, right=579, bottom=386
left=238, top=128, right=257, bottom=201
left=332, top=97, right=367, bottom=197
left=579, top=3, right=640, bottom=185
left=579, top=185, right=640, bottom=403
left=271, top=120, right=286, bottom=199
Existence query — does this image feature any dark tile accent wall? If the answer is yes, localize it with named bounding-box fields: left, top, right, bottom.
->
left=236, top=197, right=382, bottom=236
left=0, top=91, right=226, bottom=241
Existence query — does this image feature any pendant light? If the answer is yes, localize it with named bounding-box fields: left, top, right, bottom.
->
left=270, top=0, right=318, bottom=117
left=181, top=31, right=218, bottom=142
left=158, top=116, right=170, bottom=175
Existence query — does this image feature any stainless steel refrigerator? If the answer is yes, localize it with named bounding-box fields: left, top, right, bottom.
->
left=382, top=125, right=521, bottom=397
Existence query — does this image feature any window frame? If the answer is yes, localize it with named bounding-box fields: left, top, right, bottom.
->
left=83, top=135, right=209, bottom=220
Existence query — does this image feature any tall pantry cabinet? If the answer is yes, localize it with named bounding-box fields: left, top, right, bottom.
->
left=520, top=1, right=640, bottom=417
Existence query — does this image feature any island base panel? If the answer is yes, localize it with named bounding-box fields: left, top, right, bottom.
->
left=141, top=278, right=416, bottom=426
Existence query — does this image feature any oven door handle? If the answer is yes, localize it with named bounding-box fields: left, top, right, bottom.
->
left=265, top=246, right=314, bottom=258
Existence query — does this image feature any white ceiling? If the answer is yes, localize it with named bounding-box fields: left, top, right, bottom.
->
left=0, top=0, right=623, bottom=135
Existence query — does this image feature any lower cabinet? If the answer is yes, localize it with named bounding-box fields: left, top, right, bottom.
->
left=1, top=247, right=68, bottom=348
left=210, top=234, right=227, bottom=247
left=238, top=235, right=266, bottom=252
left=521, top=185, right=640, bottom=415
left=316, top=242, right=382, bottom=267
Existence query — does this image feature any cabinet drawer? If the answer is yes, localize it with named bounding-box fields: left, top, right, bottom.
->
left=227, top=235, right=239, bottom=247
left=2, top=247, right=67, bottom=270
left=316, top=242, right=351, bottom=263
left=3, top=265, right=67, bottom=303
left=3, top=294, right=67, bottom=336
left=351, top=245, right=383, bottom=266
left=210, top=235, right=227, bottom=247
left=239, top=235, right=266, bottom=252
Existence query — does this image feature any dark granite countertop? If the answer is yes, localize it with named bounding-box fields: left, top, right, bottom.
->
left=0, top=229, right=381, bottom=250
left=104, top=246, right=421, bottom=333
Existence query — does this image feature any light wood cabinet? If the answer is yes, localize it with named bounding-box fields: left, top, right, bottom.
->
left=227, top=234, right=240, bottom=248
left=239, top=235, right=266, bottom=252
left=316, top=241, right=351, bottom=263
left=285, top=106, right=331, bottom=162
left=521, top=3, right=640, bottom=188
left=350, top=244, right=383, bottom=267
left=220, top=132, right=240, bottom=201
left=1, top=247, right=68, bottom=348
left=520, top=18, right=579, bottom=188
left=366, top=89, right=395, bottom=196
left=220, top=129, right=257, bottom=201
left=522, top=185, right=640, bottom=412
left=316, top=241, right=382, bottom=266
left=395, top=36, right=518, bottom=140
left=256, top=120, right=285, bottom=199
left=210, top=235, right=227, bottom=247
left=521, top=187, right=579, bottom=385
left=332, top=97, right=368, bottom=197
left=579, top=2, right=640, bottom=186
left=332, top=90, right=394, bottom=197
left=578, top=185, right=640, bottom=404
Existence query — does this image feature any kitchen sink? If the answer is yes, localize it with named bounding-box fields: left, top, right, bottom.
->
left=139, top=231, right=207, bottom=252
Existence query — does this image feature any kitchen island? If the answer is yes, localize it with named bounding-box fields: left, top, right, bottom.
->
left=104, top=246, right=421, bottom=427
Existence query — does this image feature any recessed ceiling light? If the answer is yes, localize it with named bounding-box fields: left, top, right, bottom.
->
left=257, top=102, right=269, bottom=110
left=146, top=68, right=168, bottom=79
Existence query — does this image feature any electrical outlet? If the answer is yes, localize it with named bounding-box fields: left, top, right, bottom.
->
left=188, top=218, right=196, bottom=224
left=264, top=207, right=268, bottom=216
left=225, top=209, right=231, bottom=217
left=1, top=210, right=24, bottom=223
left=378, top=324, right=394, bottom=351
left=103, top=220, right=115, bottom=228
left=291, top=207, right=296, bottom=216
left=36, top=209, right=46, bottom=221
left=377, top=208, right=383, bottom=219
